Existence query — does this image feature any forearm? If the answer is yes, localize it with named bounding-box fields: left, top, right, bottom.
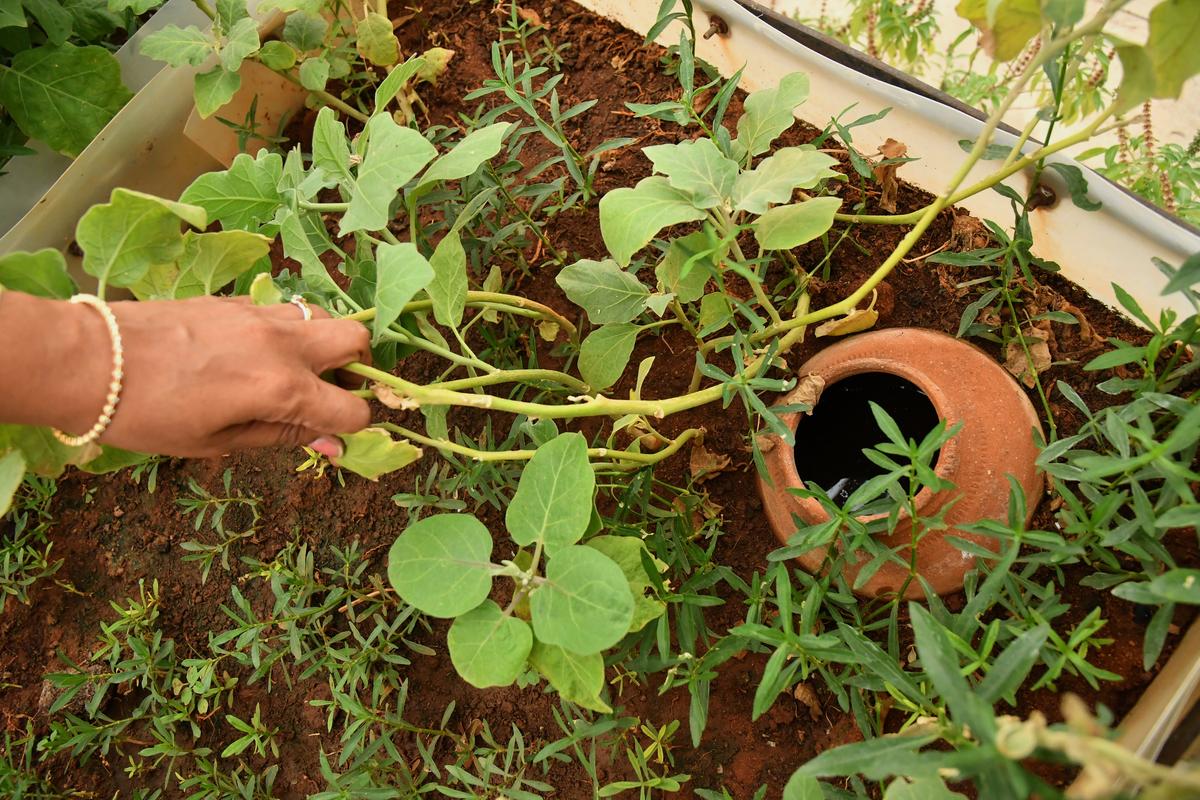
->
left=0, top=290, right=110, bottom=434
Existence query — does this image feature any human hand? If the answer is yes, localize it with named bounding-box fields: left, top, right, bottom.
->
left=46, top=294, right=371, bottom=458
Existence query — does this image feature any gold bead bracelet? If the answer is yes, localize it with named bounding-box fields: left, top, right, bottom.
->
left=53, top=294, right=125, bottom=447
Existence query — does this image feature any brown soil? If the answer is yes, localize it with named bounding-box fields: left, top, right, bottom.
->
left=1, top=1, right=1196, bottom=798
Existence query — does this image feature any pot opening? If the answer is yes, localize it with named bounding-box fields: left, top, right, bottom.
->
left=794, top=372, right=940, bottom=506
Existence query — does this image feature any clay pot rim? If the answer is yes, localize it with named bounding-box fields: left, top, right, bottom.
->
left=772, top=358, right=961, bottom=526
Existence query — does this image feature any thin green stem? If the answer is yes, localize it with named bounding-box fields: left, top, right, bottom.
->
left=377, top=422, right=702, bottom=466
left=355, top=363, right=724, bottom=420
left=432, top=369, right=588, bottom=393
left=190, top=0, right=216, bottom=20
left=299, top=201, right=350, bottom=213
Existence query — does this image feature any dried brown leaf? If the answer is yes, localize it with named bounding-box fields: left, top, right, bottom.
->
left=792, top=682, right=822, bottom=721
left=793, top=373, right=825, bottom=409
left=1003, top=327, right=1051, bottom=388
left=814, top=307, right=879, bottom=338
left=689, top=442, right=732, bottom=483
left=872, top=138, right=907, bottom=213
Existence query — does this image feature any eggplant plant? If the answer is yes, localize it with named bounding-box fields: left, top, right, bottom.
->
left=2, top=2, right=1200, bottom=793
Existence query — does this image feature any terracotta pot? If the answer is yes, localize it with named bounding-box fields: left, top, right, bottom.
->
left=757, top=328, right=1043, bottom=598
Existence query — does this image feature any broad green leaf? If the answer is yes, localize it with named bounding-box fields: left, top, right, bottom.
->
left=530, top=545, right=633, bottom=654
left=277, top=210, right=340, bottom=294
left=733, top=147, right=840, bottom=214
left=415, top=121, right=510, bottom=191
left=0, top=425, right=76, bottom=478
left=587, top=535, right=665, bottom=633
left=1043, top=0, right=1084, bottom=27
left=23, top=0, right=71, bottom=43
left=506, top=432, right=594, bottom=552
left=257, top=40, right=296, bottom=71
left=373, top=242, right=434, bottom=344
left=1114, top=44, right=1156, bottom=115
left=782, top=773, right=824, bottom=800
left=257, top=0, right=320, bottom=14
left=105, top=0, right=162, bottom=12
left=448, top=600, right=532, bottom=688
left=0, top=0, right=26, bottom=28
left=334, top=427, right=421, bottom=480
left=655, top=230, right=720, bottom=304
left=387, top=513, right=493, bottom=617
left=0, top=44, right=131, bottom=156
left=374, top=55, right=425, bottom=111
left=193, top=66, right=241, bottom=119
left=578, top=323, right=638, bottom=391
left=734, top=72, right=809, bottom=159
left=249, top=271, right=282, bottom=305
left=76, top=189, right=206, bottom=294
left=0, top=248, right=74, bottom=298
left=1145, top=0, right=1200, bottom=100
left=219, top=17, right=259, bottom=72
left=282, top=10, right=325, bottom=50
left=529, top=641, right=610, bottom=713
left=355, top=11, right=398, bottom=66
left=311, top=106, right=350, bottom=178
left=139, top=24, right=212, bottom=67
left=599, top=176, right=706, bottom=267
left=179, top=150, right=284, bottom=231
left=0, top=450, right=24, bottom=518
left=170, top=229, right=271, bottom=298
left=884, top=777, right=967, bottom=800
left=954, top=0, right=1041, bottom=61
left=298, top=56, right=329, bottom=91
left=339, top=113, right=437, bottom=234
left=78, top=446, right=150, bottom=475
left=427, top=230, right=467, bottom=327
left=643, top=137, right=738, bottom=209
left=215, top=0, right=246, bottom=31
left=556, top=258, right=650, bottom=325
left=752, top=197, right=841, bottom=250
left=698, top=292, right=731, bottom=331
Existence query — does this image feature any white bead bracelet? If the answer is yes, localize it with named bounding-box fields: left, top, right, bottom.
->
left=53, top=294, right=125, bottom=447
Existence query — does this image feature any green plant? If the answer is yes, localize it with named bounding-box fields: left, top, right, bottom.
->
left=387, top=431, right=666, bottom=708
left=177, top=468, right=261, bottom=583
left=0, top=0, right=159, bottom=166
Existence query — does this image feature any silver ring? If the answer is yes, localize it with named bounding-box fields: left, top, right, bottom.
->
left=289, top=296, right=313, bottom=321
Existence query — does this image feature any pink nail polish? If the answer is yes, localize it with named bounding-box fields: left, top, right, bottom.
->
left=308, top=436, right=344, bottom=459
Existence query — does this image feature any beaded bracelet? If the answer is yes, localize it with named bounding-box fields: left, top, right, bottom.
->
left=53, top=294, right=125, bottom=447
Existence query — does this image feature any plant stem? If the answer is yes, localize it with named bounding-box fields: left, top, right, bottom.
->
left=278, top=72, right=371, bottom=123
left=299, top=201, right=350, bottom=213
left=190, top=0, right=216, bottom=20
left=377, top=422, right=702, bottom=466
left=433, top=368, right=588, bottom=393
left=343, top=292, right=576, bottom=339
left=355, top=363, right=725, bottom=420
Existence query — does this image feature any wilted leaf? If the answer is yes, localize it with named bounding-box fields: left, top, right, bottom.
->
left=689, top=441, right=731, bottom=483
left=793, top=374, right=826, bottom=409
left=333, top=427, right=422, bottom=480
left=1004, top=327, right=1051, bottom=388
left=814, top=307, right=879, bottom=337
left=873, top=138, right=907, bottom=213
left=955, top=0, right=1041, bottom=62
left=355, top=12, right=398, bottom=66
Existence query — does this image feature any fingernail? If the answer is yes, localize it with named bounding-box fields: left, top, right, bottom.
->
left=307, top=436, right=344, bottom=459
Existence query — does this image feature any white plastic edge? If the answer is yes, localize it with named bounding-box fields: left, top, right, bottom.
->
left=576, top=0, right=1200, bottom=322
left=0, top=0, right=212, bottom=235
